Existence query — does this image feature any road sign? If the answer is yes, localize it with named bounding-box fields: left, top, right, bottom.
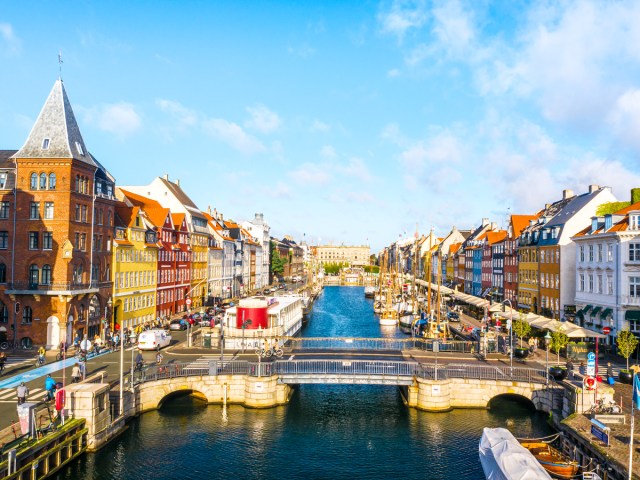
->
left=587, top=352, right=596, bottom=361
left=185, top=298, right=192, bottom=307
left=602, top=326, right=611, bottom=335
left=587, top=351, right=596, bottom=376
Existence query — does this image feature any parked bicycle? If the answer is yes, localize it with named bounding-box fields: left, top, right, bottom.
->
left=587, top=399, right=621, bottom=415
left=255, top=346, right=284, bottom=358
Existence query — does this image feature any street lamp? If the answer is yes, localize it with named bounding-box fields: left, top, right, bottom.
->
left=241, top=319, right=252, bottom=353
left=104, top=296, right=112, bottom=342
left=503, top=299, right=513, bottom=375
left=544, top=331, right=552, bottom=386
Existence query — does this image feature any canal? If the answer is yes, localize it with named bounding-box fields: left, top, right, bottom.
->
left=54, top=286, right=553, bottom=480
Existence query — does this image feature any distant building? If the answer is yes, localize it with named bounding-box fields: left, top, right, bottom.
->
left=314, top=245, right=370, bottom=267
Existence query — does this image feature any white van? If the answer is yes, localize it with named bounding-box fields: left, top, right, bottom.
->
left=137, top=329, right=172, bottom=351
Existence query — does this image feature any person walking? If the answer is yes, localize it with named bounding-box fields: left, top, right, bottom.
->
left=0, top=351, right=7, bottom=374
left=566, top=359, right=574, bottom=380
left=155, top=351, right=163, bottom=365
left=71, top=363, right=81, bottom=383
left=607, top=362, right=614, bottom=384
left=16, top=382, right=28, bottom=405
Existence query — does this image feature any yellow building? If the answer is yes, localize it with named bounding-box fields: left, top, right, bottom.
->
left=517, top=245, right=539, bottom=312
left=189, top=229, right=209, bottom=310
left=112, top=203, right=158, bottom=332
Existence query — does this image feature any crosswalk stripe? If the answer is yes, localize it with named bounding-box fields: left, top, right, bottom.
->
left=0, top=390, right=15, bottom=399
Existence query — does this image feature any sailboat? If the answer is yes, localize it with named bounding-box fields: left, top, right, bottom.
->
left=379, top=264, right=399, bottom=326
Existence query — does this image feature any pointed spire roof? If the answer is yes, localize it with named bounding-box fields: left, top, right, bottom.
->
left=13, top=79, right=93, bottom=165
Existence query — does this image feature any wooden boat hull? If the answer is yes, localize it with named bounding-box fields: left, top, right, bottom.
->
left=520, top=442, right=579, bottom=477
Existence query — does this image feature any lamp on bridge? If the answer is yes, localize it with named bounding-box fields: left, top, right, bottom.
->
left=241, top=319, right=252, bottom=353
left=544, top=331, right=552, bottom=386
left=502, top=299, right=513, bottom=376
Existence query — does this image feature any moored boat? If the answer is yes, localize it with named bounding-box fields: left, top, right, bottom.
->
left=519, top=440, right=579, bottom=478
left=479, top=428, right=552, bottom=480
left=364, top=286, right=376, bottom=298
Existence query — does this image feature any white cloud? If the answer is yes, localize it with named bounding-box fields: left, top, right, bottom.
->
left=81, top=103, right=142, bottom=138
left=156, top=99, right=198, bottom=128
left=387, top=68, right=401, bottom=78
left=338, top=157, right=374, bottom=182
left=329, top=191, right=375, bottom=203
left=320, top=145, right=337, bottom=159
left=0, top=23, right=21, bottom=55
left=431, top=0, right=477, bottom=58
left=245, top=104, right=281, bottom=134
left=289, top=162, right=331, bottom=185
left=607, top=89, right=640, bottom=151
left=202, top=118, right=266, bottom=155
left=310, top=120, right=330, bottom=133
left=378, top=0, right=429, bottom=42
left=267, top=181, right=292, bottom=199
left=287, top=44, right=316, bottom=58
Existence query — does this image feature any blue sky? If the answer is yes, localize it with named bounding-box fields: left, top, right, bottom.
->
left=2, top=1, right=640, bottom=252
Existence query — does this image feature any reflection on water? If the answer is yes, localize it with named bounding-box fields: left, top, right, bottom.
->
left=54, top=287, right=553, bottom=480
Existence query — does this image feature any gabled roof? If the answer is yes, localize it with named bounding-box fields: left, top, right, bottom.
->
left=172, top=213, right=187, bottom=231
left=614, top=200, right=640, bottom=215
left=486, top=231, right=507, bottom=245
left=510, top=214, right=538, bottom=238
left=13, top=80, right=93, bottom=165
left=157, top=177, right=199, bottom=210
left=449, top=243, right=462, bottom=255
left=118, top=188, right=172, bottom=230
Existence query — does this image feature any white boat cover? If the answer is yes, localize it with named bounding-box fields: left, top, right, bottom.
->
left=479, top=428, right=552, bottom=480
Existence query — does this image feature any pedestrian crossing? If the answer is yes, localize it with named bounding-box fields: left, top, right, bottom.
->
left=0, top=387, right=49, bottom=403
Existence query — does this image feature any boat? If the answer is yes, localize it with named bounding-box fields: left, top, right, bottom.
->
left=364, top=285, right=376, bottom=298
left=519, top=439, right=579, bottom=478
left=479, top=428, right=552, bottom=480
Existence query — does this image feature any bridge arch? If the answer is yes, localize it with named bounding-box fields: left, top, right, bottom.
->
left=488, top=393, right=536, bottom=411
left=157, top=388, right=208, bottom=409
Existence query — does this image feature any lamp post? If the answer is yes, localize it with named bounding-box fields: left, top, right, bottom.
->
left=219, top=313, right=225, bottom=363
left=119, top=310, right=125, bottom=416
left=241, top=319, right=252, bottom=353
left=257, top=327, right=263, bottom=377
left=503, top=299, right=513, bottom=375
left=544, top=331, right=552, bottom=386
left=104, top=296, right=112, bottom=343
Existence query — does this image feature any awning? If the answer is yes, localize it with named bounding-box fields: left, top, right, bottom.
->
left=601, top=308, right=613, bottom=318
left=565, top=325, right=607, bottom=339
left=582, top=304, right=593, bottom=313
left=591, top=306, right=602, bottom=316
left=626, top=311, right=640, bottom=321
left=576, top=311, right=585, bottom=320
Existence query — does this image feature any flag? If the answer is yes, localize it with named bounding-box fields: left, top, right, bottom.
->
left=634, top=373, right=640, bottom=410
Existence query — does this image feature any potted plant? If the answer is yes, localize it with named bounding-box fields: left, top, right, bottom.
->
left=512, top=315, right=531, bottom=359
left=617, top=329, right=638, bottom=384
left=549, top=331, right=570, bottom=381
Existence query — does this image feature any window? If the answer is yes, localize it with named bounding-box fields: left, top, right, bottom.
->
left=0, top=201, right=9, bottom=219
left=630, top=277, right=640, bottom=298
left=0, top=173, right=7, bottom=189
left=75, top=204, right=81, bottom=222
left=28, top=232, right=39, bottom=250
left=41, top=265, right=51, bottom=285
left=75, top=175, right=80, bottom=193
left=608, top=244, right=614, bottom=262
left=0, top=301, right=7, bottom=323
left=597, top=274, right=603, bottom=294
left=589, top=274, right=594, bottom=292
left=29, top=202, right=40, bottom=219
left=75, top=141, right=84, bottom=156
left=29, top=264, right=39, bottom=286
left=42, top=138, right=50, bottom=149
left=607, top=274, right=613, bottom=295
left=81, top=205, right=87, bottom=223
left=597, top=244, right=603, bottom=262
left=39, top=173, right=47, bottom=190
left=30, top=173, right=37, bottom=190
left=44, top=202, right=54, bottom=219
left=48, top=173, right=56, bottom=190
left=22, top=306, right=32, bottom=324
left=43, top=232, right=53, bottom=250
left=630, top=214, right=640, bottom=231
left=0, top=263, right=5, bottom=283
left=80, top=233, right=86, bottom=251
left=589, top=245, right=594, bottom=262
left=580, top=245, right=585, bottom=262
left=630, top=244, right=640, bottom=262
left=0, top=231, right=7, bottom=249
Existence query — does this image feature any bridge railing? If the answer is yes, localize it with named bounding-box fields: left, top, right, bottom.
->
left=283, top=337, right=473, bottom=353
left=416, top=364, right=547, bottom=383
left=272, top=359, right=419, bottom=377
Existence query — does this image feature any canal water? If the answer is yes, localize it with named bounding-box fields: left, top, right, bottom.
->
left=54, top=286, right=553, bottom=480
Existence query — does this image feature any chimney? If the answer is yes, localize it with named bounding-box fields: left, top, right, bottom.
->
left=163, top=173, right=169, bottom=180
left=588, top=184, right=600, bottom=194
left=176, top=179, right=180, bottom=186
left=545, top=203, right=550, bottom=210
left=491, top=222, right=497, bottom=230
left=482, top=218, right=489, bottom=227
left=207, top=205, right=212, bottom=216
left=562, top=189, right=574, bottom=200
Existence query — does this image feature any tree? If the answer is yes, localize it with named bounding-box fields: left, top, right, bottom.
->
left=324, top=262, right=347, bottom=275
left=270, top=241, right=287, bottom=279
left=617, top=329, right=639, bottom=371
left=550, top=331, right=570, bottom=365
left=512, top=316, right=531, bottom=348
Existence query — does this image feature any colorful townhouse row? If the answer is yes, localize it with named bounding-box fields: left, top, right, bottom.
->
left=0, top=80, right=304, bottom=349
left=382, top=185, right=640, bottom=347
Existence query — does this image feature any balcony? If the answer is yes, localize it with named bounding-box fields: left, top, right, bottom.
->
left=622, top=295, right=640, bottom=306
left=4, top=281, right=112, bottom=297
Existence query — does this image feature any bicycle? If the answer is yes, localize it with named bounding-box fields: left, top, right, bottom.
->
left=34, top=355, right=46, bottom=367
left=0, top=341, right=8, bottom=350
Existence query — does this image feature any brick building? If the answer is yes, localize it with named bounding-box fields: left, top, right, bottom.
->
left=0, top=80, right=116, bottom=349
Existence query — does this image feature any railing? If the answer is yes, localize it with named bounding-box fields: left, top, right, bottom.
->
left=621, top=295, right=640, bottom=306
left=6, top=281, right=111, bottom=292
left=126, top=360, right=547, bottom=386
left=284, top=337, right=474, bottom=353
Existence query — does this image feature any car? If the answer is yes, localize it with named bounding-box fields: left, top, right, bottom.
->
left=447, top=311, right=460, bottom=321
left=169, top=319, right=187, bottom=331
left=470, top=328, right=481, bottom=341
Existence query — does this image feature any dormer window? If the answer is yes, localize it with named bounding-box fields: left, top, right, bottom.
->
left=591, top=217, right=598, bottom=232
left=630, top=214, right=640, bottom=231
left=42, top=138, right=50, bottom=150
left=75, top=141, right=84, bottom=156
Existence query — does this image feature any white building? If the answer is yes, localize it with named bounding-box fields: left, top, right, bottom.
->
left=241, top=213, right=271, bottom=289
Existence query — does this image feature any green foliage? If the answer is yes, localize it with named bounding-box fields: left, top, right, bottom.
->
left=512, top=318, right=531, bottom=348
left=369, top=254, right=377, bottom=265
left=616, top=329, right=639, bottom=370
left=596, top=201, right=630, bottom=216
left=364, top=265, right=380, bottom=274
left=324, top=262, right=348, bottom=275
left=270, top=241, right=287, bottom=277
left=550, top=331, right=570, bottom=364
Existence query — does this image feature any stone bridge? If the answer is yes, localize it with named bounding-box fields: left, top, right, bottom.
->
left=128, top=360, right=553, bottom=414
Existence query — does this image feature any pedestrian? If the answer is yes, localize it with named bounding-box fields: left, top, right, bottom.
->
left=579, top=361, right=586, bottom=375
left=156, top=351, right=163, bottom=365
left=566, top=359, right=574, bottom=380
left=71, top=363, right=81, bottom=383
left=607, top=362, right=614, bottom=384
left=16, top=382, right=28, bottom=405
left=0, top=351, right=7, bottom=374
left=79, top=360, right=86, bottom=379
